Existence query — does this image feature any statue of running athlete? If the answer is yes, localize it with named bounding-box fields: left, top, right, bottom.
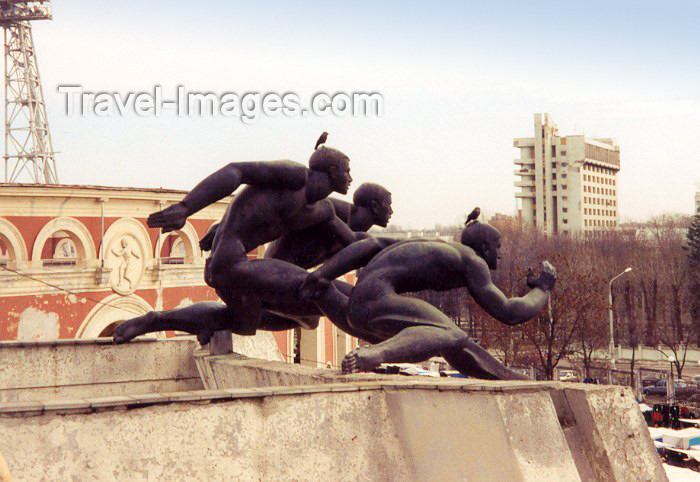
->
left=113, top=181, right=394, bottom=343
left=299, top=218, right=557, bottom=380
left=114, top=133, right=364, bottom=344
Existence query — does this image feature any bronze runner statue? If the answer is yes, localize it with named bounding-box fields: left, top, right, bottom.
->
left=113, top=154, right=393, bottom=343
left=299, top=220, right=556, bottom=380
left=114, top=134, right=365, bottom=343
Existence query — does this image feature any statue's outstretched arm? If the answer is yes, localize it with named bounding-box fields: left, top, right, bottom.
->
left=467, top=260, right=556, bottom=326
left=317, top=236, right=397, bottom=280
left=299, top=236, right=398, bottom=299
left=325, top=215, right=369, bottom=247
left=148, top=161, right=307, bottom=233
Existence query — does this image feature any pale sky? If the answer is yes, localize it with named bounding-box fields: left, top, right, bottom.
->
left=15, top=0, right=700, bottom=228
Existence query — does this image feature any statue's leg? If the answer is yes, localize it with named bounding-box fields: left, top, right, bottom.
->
left=262, top=277, right=352, bottom=319
left=113, top=302, right=232, bottom=345
left=262, top=300, right=321, bottom=330
left=209, top=252, right=312, bottom=305
left=315, top=281, right=383, bottom=344
left=342, top=291, right=469, bottom=373
left=255, top=280, right=383, bottom=343
left=441, top=345, right=531, bottom=380
left=259, top=312, right=315, bottom=331
left=342, top=287, right=529, bottom=380
left=208, top=243, right=382, bottom=339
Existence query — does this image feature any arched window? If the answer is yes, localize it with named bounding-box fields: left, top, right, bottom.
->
left=0, top=238, right=8, bottom=267
left=155, top=221, right=202, bottom=266
left=0, top=217, right=28, bottom=270
left=159, top=234, right=185, bottom=265
left=42, top=231, right=78, bottom=267
left=32, top=217, right=96, bottom=269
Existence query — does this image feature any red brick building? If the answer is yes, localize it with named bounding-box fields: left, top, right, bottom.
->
left=0, top=183, right=356, bottom=367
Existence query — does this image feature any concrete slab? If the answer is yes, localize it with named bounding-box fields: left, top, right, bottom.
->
left=556, top=385, right=668, bottom=481
left=384, top=390, right=580, bottom=481
left=0, top=338, right=203, bottom=402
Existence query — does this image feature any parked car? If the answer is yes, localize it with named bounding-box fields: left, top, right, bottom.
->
left=643, top=380, right=690, bottom=396
left=559, top=369, right=578, bottom=382
left=642, top=376, right=662, bottom=387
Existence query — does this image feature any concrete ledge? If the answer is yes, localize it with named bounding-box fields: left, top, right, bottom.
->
left=194, top=350, right=444, bottom=389
left=0, top=337, right=140, bottom=348
left=0, top=338, right=203, bottom=402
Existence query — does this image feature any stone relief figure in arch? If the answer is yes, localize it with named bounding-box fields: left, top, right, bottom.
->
left=111, top=237, right=141, bottom=291
left=101, top=218, right=151, bottom=296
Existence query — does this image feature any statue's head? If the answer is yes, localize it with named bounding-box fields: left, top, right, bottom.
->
left=353, top=183, right=393, bottom=227
left=461, top=222, right=502, bottom=270
left=309, top=146, right=352, bottom=194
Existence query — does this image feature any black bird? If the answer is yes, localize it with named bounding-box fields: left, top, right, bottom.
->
left=314, top=131, right=328, bottom=150
left=465, top=207, right=481, bottom=225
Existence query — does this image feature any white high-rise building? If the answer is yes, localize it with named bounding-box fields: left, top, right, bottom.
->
left=514, top=113, right=620, bottom=235
left=695, top=192, right=700, bottom=214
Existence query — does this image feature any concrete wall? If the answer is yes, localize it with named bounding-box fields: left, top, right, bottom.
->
left=617, top=344, right=700, bottom=364
left=0, top=338, right=202, bottom=402
left=195, top=355, right=667, bottom=481
left=0, top=381, right=665, bottom=481
left=1, top=387, right=412, bottom=481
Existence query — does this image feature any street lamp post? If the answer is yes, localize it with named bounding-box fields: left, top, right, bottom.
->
left=667, top=354, right=676, bottom=402
left=609, top=267, right=633, bottom=383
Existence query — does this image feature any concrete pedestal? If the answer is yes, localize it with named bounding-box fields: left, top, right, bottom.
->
left=0, top=341, right=666, bottom=481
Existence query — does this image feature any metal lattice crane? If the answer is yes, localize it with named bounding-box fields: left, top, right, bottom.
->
left=0, top=0, right=56, bottom=184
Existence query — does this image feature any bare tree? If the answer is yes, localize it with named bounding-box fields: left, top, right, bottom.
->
left=405, top=212, right=694, bottom=381
left=650, top=215, right=694, bottom=378
left=686, top=213, right=700, bottom=344
left=519, top=245, right=605, bottom=380
left=619, top=280, right=646, bottom=387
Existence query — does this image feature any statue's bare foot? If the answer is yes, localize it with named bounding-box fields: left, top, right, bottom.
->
left=342, top=347, right=382, bottom=374
left=113, top=313, right=155, bottom=344
left=147, top=203, right=188, bottom=233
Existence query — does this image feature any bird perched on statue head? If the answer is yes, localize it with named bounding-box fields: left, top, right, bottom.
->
left=315, top=131, right=329, bottom=150
left=464, top=207, right=481, bottom=226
